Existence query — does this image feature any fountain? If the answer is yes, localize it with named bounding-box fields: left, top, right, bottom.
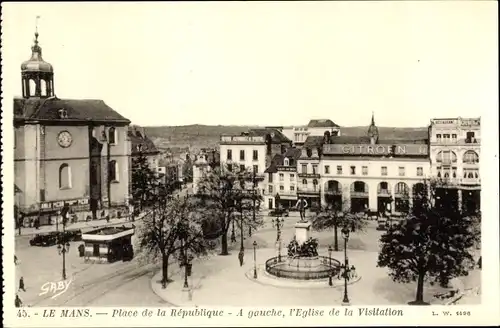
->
left=264, top=214, right=341, bottom=280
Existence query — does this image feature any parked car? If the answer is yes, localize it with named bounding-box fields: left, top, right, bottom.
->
left=268, top=209, right=289, bottom=217
left=64, top=229, right=82, bottom=242
left=376, top=217, right=387, bottom=231
left=29, top=233, right=58, bottom=247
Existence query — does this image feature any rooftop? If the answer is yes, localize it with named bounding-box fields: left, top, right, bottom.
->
left=14, top=97, right=131, bottom=124
left=85, top=226, right=132, bottom=236
left=307, top=119, right=340, bottom=128
left=129, top=125, right=160, bottom=155
left=264, top=148, right=302, bottom=173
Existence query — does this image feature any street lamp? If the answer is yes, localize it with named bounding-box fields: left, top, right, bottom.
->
left=183, top=246, right=193, bottom=289
left=58, top=203, right=71, bottom=280
left=272, top=216, right=284, bottom=242
left=387, top=195, right=393, bottom=228
left=341, top=226, right=350, bottom=305
left=328, top=245, right=333, bottom=286
left=253, top=241, right=258, bottom=279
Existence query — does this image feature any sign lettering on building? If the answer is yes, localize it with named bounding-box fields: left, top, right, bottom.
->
left=432, top=119, right=458, bottom=125
left=277, top=166, right=296, bottom=172
left=323, top=144, right=428, bottom=156
left=40, top=198, right=90, bottom=210
left=460, top=119, right=480, bottom=127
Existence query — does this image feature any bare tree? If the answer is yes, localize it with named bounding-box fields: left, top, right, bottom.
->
left=137, top=188, right=211, bottom=288
left=194, top=164, right=263, bottom=255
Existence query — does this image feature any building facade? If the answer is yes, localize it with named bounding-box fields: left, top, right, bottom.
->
left=264, top=148, right=302, bottom=209
left=14, top=31, right=131, bottom=225
left=192, top=149, right=220, bottom=194
left=429, top=117, right=481, bottom=214
left=282, top=119, right=341, bottom=146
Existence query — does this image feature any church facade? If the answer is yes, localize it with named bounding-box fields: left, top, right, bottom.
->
left=14, top=31, right=132, bottom=225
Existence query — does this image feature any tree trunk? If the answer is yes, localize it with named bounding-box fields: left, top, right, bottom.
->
left=220, top=231, right=229, bottom=255
left=333, top=225, right=339, bottom=251
left=415, top=271, right=425, bottom=303
left=161, top=253, right=171, bottom=288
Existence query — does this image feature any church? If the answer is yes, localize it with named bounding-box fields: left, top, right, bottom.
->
left=14, top=30, right=132, bottom=226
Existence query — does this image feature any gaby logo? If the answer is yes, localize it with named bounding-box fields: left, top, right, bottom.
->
left=39, top=279, right=72, bottom=300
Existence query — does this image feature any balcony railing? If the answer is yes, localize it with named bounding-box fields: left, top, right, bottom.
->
left=435, top=177, right=481, bottom=188
left=431, top=138, right=481, bottom=145
left=350, top=191, right=368, bottom=197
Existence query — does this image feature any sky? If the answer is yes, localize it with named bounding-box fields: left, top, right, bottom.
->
left=2, top=1, right=498, bottom=127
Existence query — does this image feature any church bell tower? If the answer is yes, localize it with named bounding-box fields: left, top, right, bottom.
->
left=21, top=21, right=55, bottom=99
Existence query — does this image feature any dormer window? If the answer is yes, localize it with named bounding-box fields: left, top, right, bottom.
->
left=58, top=108, right=68, bottom=119
left=284, top=158, right=289, bottom=166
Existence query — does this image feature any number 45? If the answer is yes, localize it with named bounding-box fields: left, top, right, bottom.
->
left=17, top=309, right=28, bottom=318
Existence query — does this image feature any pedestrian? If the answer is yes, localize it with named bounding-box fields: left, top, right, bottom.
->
left=19, top=277, right=26, bottom=292
left=15, top=294, right=23, bottom=308
left=14, top=255, right=18, bottom=265
left=350, top=265, right=357, bottom=278
left=238, top=250, right=244, bottom=267
left=34, top=217, right=40, bottom=230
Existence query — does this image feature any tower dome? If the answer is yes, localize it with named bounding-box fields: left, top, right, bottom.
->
left=21, top=29, right=55, bottom=98
left=21, top=32, right=53, bottom=73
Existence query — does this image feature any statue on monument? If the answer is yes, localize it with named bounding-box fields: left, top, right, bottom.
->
left=296, top=197, right=308, bottom=222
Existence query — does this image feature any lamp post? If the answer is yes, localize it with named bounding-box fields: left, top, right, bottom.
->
left=387, top=195, right=393, bottom=228
left=272, top=216, right=284, bottom=243
left=341, top=226, right=350, bottom=305
left=239, top=199, right=245, bottom=253
left=250, top=171, right=257, bottom=237
left=57, top=203, right=71, bottom=280
left=182, top=241, right=193, bottom=289
left=328, top=245, right=333, bottom=286
left=253, top=241, right=258, bottom=278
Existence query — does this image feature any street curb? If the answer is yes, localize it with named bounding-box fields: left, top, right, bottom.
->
left=150, top=271, right=182, bottom=307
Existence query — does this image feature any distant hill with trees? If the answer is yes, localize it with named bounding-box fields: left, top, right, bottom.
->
left=144, top=124, right=428, bottom=151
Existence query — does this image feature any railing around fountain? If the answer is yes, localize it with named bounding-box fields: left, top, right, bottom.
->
left=265, top=255, right=341, bottom=280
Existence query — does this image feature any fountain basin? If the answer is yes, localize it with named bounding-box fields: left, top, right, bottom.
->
left=265, top=256, right=341, bottom=280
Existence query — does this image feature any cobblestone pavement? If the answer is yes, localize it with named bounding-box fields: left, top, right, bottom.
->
left=14, top=212, right=480, bottom=307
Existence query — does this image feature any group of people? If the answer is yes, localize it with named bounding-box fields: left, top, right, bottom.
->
left=336, top=265, right=357, bottom=281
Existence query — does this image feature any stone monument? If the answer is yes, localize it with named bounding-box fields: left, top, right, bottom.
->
left=294, top=220, right=311, bottom=245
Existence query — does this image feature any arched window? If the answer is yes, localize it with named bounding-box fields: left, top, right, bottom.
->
left=40, top=80, right=47, bottom=96
left=302, top=179, right=307, bottom=186
left=109, top=160, right=119, bottom=182
left=59, top=164, right=72, bottom=189
left=463, top=150, right=479, bottom=164
left=380, top=182, right=388, bottom=190
left=395, top=182, right=409, bottom=195
left=284, top=158, right=289, bottom=166
left=306, top=148, right=312, bottom=157
left=436, top=150, right=457, bottom=164
left=353, top=181, right=366, bottom=193
left=108, top=127, right=117, bottom=145
left=29, top=79, right=36, bottom=96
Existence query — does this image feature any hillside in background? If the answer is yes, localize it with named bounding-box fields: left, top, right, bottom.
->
left=145, top=124, right=428, bottom=152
